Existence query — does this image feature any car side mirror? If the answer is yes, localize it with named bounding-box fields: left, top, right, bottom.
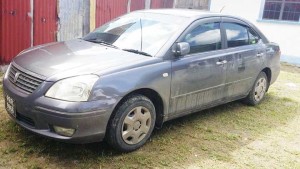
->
left=172, top=42, right=190, bottom=57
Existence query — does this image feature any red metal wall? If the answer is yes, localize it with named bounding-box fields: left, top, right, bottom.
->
left=0, top=1, right=2, bottom=62
left=95, top=0, right=128, bottom=27
left=131, top=0, right=145, bottom=11
left=33, top=0, right=58, bottom=46
left=95, top=0, right=174, bottom=27
left=151, top=0, right=174, bottom=9
left=0, top=0, right=31, bottom=65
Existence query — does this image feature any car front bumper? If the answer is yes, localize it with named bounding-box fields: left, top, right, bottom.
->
left=3, top=76, right=117, bottom=144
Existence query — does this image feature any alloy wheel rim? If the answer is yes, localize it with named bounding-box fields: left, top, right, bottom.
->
left=254, top=77, right=267, bottom=102
left=122, top=106, right=151, bottom=145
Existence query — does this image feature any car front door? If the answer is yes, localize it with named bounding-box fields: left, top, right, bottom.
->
left=221, top=18, right=265, bottom=99
left=169, top=17, right=228, bottom=117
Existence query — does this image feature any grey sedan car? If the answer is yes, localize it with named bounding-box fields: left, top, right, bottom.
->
left=3, top=9, right=280, bottom=152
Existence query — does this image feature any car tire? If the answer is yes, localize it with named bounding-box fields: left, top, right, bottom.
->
left=106, top=94, right=156, bottom=152
left=243, top=72, right=269, bottom=106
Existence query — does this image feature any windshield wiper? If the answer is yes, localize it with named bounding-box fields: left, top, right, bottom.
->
left=84, top=39, right=119, bottom=49
left=123, top=49, right=152, bottom=57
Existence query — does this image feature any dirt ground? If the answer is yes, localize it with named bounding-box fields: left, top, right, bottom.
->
left=0, top=63, right=299, bottom=169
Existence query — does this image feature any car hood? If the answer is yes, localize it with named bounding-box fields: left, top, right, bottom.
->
left=13, top=39, right=155, bottom=81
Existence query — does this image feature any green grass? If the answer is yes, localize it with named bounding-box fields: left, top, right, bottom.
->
left=0, top=64, right=300, bottom=168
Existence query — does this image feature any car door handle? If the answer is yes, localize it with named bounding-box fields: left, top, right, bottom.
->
left=266, top=48, right=275, bottom=54
left=257, top=53, right=264, bottom=57
left=216, top=60, right=227, bottom=65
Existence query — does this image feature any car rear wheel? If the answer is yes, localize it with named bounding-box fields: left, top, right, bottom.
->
left=243, top=72, right=269, bottom=106
left=106, top=94, right=156, bottom=152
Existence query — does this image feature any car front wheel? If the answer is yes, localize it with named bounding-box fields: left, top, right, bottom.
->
left=106, top=94, right=156, bottom=152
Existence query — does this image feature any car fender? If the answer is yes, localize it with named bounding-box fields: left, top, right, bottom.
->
left=90, top=60, right=172, bottom=119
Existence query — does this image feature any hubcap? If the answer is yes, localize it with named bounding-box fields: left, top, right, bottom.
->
left=122, top=106, right=151, bottom=145
left=254, top=77, right=267, bottom=102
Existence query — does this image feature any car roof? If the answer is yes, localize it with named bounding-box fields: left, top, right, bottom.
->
left=138, top=9, right=222, bottom=18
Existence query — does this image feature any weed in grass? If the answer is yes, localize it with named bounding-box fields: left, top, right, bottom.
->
left=3, top=147, right=18, bottom=154
left=226, top=133, right=240, bottom=141
left=159, top=160, right=171, bottom=167
left=28, top=164, right=42, bottom=169
left=200, top=146, right=208, bottom=151
left=0, top=130, right=6, bottom=141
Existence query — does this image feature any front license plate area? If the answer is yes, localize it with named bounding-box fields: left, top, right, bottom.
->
left=5, top=94, right=16, bottom=118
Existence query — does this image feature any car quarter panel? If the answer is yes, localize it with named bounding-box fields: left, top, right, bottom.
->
left=264, top=43, right=281, bottom=85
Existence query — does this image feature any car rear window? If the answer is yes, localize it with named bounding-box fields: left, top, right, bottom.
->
left=223, top=23, right=249, bottom=48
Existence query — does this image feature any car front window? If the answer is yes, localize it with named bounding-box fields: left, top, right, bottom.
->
left=183, top=22, right=222, bottom=54
left=83, top=12, right=186, bottom=56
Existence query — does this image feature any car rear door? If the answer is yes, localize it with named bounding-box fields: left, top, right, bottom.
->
left=221, top=17, right=265, bottom=99
left=169, top=17, right=228, bottom=117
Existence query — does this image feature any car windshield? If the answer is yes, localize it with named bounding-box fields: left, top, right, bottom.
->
left=83, top=12, right=186, bottom=56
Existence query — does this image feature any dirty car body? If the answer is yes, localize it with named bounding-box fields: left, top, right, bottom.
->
left=3, top=9, right=280, bottom=151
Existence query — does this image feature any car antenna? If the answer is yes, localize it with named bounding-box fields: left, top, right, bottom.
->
left=140, top=18, right=143, bottom=51
left=220, top=6, right=226, bottom=13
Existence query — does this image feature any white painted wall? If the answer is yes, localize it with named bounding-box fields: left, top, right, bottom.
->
left=210, top=0, right=300, bottom=58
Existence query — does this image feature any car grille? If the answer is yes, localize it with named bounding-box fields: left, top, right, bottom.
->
left=8, top=64, right=44, bottom=94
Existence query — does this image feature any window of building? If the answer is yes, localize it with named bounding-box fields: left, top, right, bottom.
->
left=183, top=22, right=222, bottom=54
left=263, top=0, right=300, bottom=22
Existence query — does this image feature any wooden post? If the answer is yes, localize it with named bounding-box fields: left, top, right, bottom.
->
left=90, top=0, right=96, bottom=31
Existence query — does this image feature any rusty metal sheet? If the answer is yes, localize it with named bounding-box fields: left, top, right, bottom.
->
left=0, top=0, right=31, bottom=64
left=33, top=0, right=58, bottom=46
left=131, top=0, right=145, bottom=11
left=175, top=0, right=209, bottom=9
left=95, top=0, right=128, bottom=27
left=57, top=0, right=90, bottom=41
left=151, top=0, right=174, bottom=9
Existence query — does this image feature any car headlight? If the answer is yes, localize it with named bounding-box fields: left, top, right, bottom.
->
left=45, top=75, right=99, bottom=102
